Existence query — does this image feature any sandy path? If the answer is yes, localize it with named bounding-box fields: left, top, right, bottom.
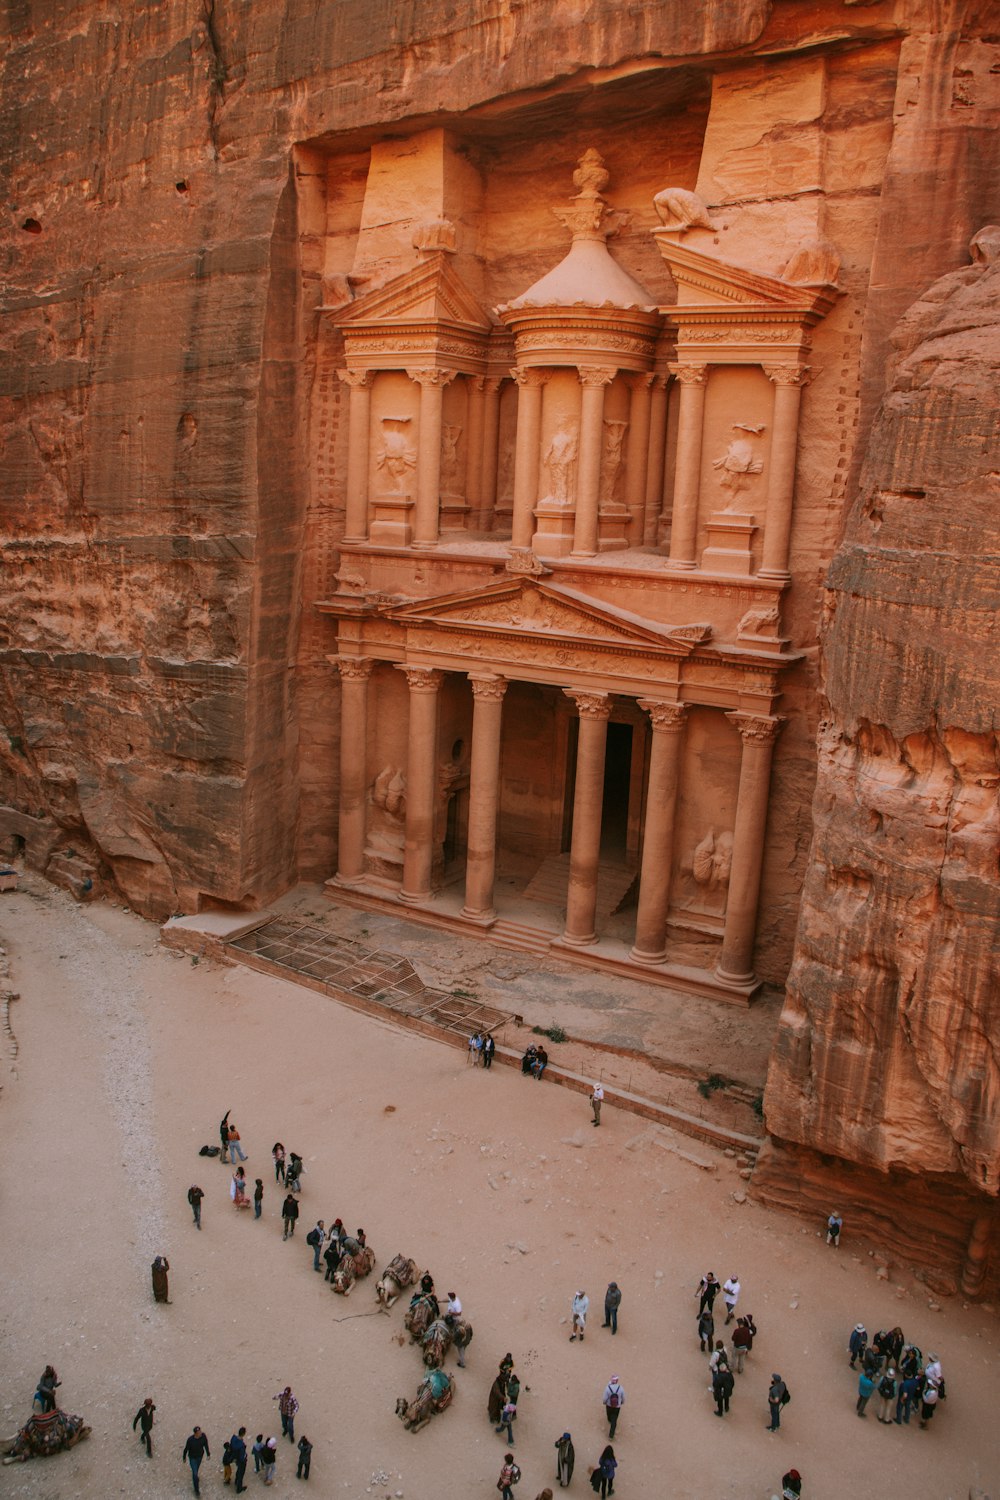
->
left=0, top=881, right=997, bottom=1500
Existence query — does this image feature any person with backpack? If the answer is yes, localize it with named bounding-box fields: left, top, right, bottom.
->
left=848, top=1323, right=867, bottom=1368
left=733, top=1316, right=754, bottom=1373
left=602, top=1377, right=625, bottom=1438
left=767, top=1373, right=788, bottom=1431
left=306, top=1220, right=325, bottom=1271
left=594, top=1445, right=616, bottom=1498
left=876, top=1368, right=897, bottom=1423
left=498, top=1452, right=521, bottom=1498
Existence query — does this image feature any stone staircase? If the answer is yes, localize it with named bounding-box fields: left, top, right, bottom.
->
left=522, top=852, right=637, bottom=921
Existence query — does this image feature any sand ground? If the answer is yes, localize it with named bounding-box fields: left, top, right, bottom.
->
left=0, top=880, right=997, bottom=1500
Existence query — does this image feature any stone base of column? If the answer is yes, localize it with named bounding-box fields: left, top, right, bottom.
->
left=409, top=540, right=439, bottom=551
left=663, top=556, right=697, bottom=571
left=629, top=942, right=668, bottom=966
left=398, top=888, right=432, bottom=907
left=559, top=928, right=598, bottom=948
left=330, top=871, right=366, bottom=891
left=532, top=500, right=575, bottom=557
left=459, top=905, right=497, bottom=926
left=714, top=961, right=757, bottom=990
left=757, top=567, right=791, bottom=583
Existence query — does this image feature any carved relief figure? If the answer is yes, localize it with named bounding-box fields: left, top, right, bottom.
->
left=693, top=828, right=733, bottom=892
left=737, top=603, right=780, bottom=639
left=441, top=424, right=463, bottom=491
left=600, top=419, right=628, bottom=503
left=376, top=418, right=416, bottom=492
left=368, top=766, right=407, bottom=857
left=544, top=425, right=579, bottom=503
left=712, top=425, right=764, bottom=505
left=653, top=187, right=717, bottom=233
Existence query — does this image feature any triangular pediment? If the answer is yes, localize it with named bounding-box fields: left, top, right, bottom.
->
left=652, top=233, right=837, bottom=315
left=330, top=252, right=492, bottom=333
left=383, top=578, right=710, bottom=654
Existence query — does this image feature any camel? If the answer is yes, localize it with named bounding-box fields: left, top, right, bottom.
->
left=404, top=1291, right=438, bottom=1341
left=394, top=1368, right=453, bottom=1432
left=331, top=1244, right=376, bottom=1295
left=421, top=1317, right=453, bottom=1368
left=376, top=1254, right=417, bottom=1309
left=2, top=1410, right=91, bottom=1463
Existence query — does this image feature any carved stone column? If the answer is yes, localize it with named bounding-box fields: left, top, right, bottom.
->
left=397, top=666, right=444, bottom=904
left=465, top=375, right=486, bottom=528
left=461, top=674, right=508, bottom=923
left=332, top=656, right=374, bottom=885
left=573, top=367, right=616, bottom=557
left=406, top=368, right=457, bottom=549
left=624, top=373, right=654, bottom=547
left=630, top=701, right=687, bottom=963
left=338, top=369, right=375, bottom=543
left=961, top=1206, right=998, bottom=1297
left=479, top=377, right=504, bottom=531
left=759, top=365, right=808, bottom=580
left=510, top=369, right=547, bottom=548
left=562, top=690, right=612, bottom=946
left=666, top=363, right=708, bottom=569
left=716, top=713, right=783, bottom=986
left=645, top=373, right=670, bottom=546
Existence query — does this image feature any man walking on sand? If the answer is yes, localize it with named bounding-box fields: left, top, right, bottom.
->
left=132, top=1397, right=156, bottom=1457
left=188, top=1184, right=204, bottom=1229
left=182, top=1426, right=210, bottom=1496
left=282, top=1193, right=299, bottom=1240
left=274, top=1387, right=299, bottom=1443
left=767, top=1374, right=787, bottom=1432
left=602, top=1281, right=621, bottom=1334
left=602, top=1376, right=625, bottom=1438
left=229, top=1427, right=248, bottom=1493
left=723, top=1274, right=741, bottom=1324
left=591, top=1082, right=604, bottom=1126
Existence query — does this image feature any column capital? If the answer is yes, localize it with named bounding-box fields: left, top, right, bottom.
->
left=564, top=689, right=612, bottom=720
left=397, top=664, right=445, bottom=693
left=337, top=367, right=375, bottom=388
left=510, top=367, right=548, bottom=388
left=482, top=375, right=506, bottom=395
left=577, top=365, right=617, bottom=387
left=405, top=367, right=458, bottom=388
left=668, top=362, right=709, bottom=385
left=762, top=364, right=810, bottom=387
left=727, top=711, right=784, bottom=746
left=469, top=673, right=508, bottom=702
left=624, top=372, right=656, bottom=393
left=638, top=699, right=688, bottom=732
left=331, top=655, right=374, bottom=680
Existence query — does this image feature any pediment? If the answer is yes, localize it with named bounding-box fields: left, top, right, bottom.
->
left=653, top=234, right=837, bottom=316
left=383, top=578, right=710, bottom=654
left=330, top=252, right=493, bottom=334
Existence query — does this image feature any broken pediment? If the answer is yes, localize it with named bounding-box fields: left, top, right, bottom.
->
left=325, top=251, right=493, bottom=336
left=381, top=578, right=710, bottom=655
left=652, top=232, right=839, bottom=319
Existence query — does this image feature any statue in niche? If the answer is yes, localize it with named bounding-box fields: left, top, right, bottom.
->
left=600, top=419, right=628, bottom=503
left=368, top=766, right=406, bottom=859
left=376, top=417, right=416, bottom=493
left=691, top=828, right=734, bottom=912
left=441, top=423, right=463, bottom=491
left=653, top=186, right=717, bottom=233
left=544, top=425, right=579, bottom=504
left=712, top=424, right=765, bottom=508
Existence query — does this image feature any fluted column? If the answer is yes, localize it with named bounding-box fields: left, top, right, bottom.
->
left=465, top=376, right=486, bottom=529
left=510, top=369, right=546, bottom=548
left=332, top=656, right=374, bottom=885
left=406, top=368, right=457, bottom=549
left=644, top=373, right=670, bottom=546
left=461, top=674, right=508, bottom=923
left=666, top=363, right=708, bottom=569
left=716, top=713, right=783, bottom=986
left=479, top=377, right=504, bottom=531
left=338, top=369, right=375, bottom=543
left=759, top=365, right=808, bottom=580
left=397, top=666, right=444, bottom=904
left=624, top=373, right=654, bottom=546
left=573, top=367, right=616, bottom=557
left=562, top=691, right=612, bottom=946
left=630, top=701, right=687, bottom=963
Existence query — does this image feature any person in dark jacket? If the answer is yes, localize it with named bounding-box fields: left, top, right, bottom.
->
left=229, top=1428, right=248, bottom=1493
left=482, top=1033, right=496, bottom=1069
left=602, top=1282, right=622, bottom=1334
left=767, top=1374, right=787, bottom=1431
left=733, top=1316, right=753, bottom=1374
left=182, top=1426, right=210, bottom=1496
left=848, top=1323, right=867, bottom=1368
left=713, top=1364, right=735, bottom=1417
left=596, top=1444, right=617, bottom=1499
left=281, top=1194, right=299, bottom=1240
left=132, top=1398, right=156, bottom=1457
left=698, top=1306, right=714, bottom=1353
left=554, top=1431, right=575, bottom=1488
left=296, top=1435, right=313, bottom=1479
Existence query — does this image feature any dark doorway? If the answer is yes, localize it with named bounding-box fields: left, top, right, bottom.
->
left=601, top=723, right=632, bottom=854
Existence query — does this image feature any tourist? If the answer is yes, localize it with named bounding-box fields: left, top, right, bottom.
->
left=856, top=1367, right=875, bottom=1417
left=924, top=1352, right=944, bottom=1392
left=918, top=1370, right=940, bottom=1429
left=780, top=1469, right=803, bottom=1498
left=230, top=1167, right=250, bottom=1209
left=733, top=1316, right=753, bottom=1374
left=522, top=1044, right=538, bottom=1075
left=222, top=1434, right=235, bottom=1485
left=282, top=1192, right=299, bottom=1239
left=698, top=1306, right=715, bottom=1353
left=767, top=1373, right=787, bottom=1431
left=229, top=1427, right=248, bottom=1493
left=602, top=1376, right=625, bottom=1438
left=296, top=1434, right=312, bottom=1479
left=445, top=1290, right=463, bottom=1327
left=871, top=1327, right=892, bottom=1371
left=483, top=1032, right=496, bottom=1069
left=323, top=1234, right=341, bottom=1282
left=286, top=1152, right=303, bottom=1191
left=252, top=1435, right=265, bottom=1473
left=262, top=1436, right=278, bottom=1486
left=496, top=1394, right=517, bottom=1445
left=488, top=1370, right=507, bottom=1428
left=826, top=1210, right=842, bottom=1246
left=34, top=1366, right=60, bottom=1412
left=570, top=1289, right=589, bottom=1341
left=696, top=1271, right=721, bottom=1314
left=219, top=1109, right=231, bottom=1164
left=554, top=1431, right=575, bottom=1487
left=498, top=1453, right=520, bottom=1499
left=151, top=1254, right=170, bottom=1302
left=132, top=1397, right=156, bottom=1457
left=595, top=1444, right=617, bottom=1498
left=602, top=1281, right=621, bottom=1334
left=356, top=1227, right=367, bottom=1248
left=182, top=1426, right=210, bottom=1497
left=876, top=1367, right=897, bottom=1423
left=468, top=1030, right=483, bottom=1065
left=723, top=1273, right=741, bottom=1324
left=274, top=1387, right=299, bottom=1442
left=532, top=1045, right=549, bottom=1080
left=506, top=1369, right=521, bottom=1418
left=709, top=1339, right=730, bottom=1373
left=590, top=1081, right=604, bottom=1126
left=713, top=1361, right=734, bottom=1417
left=862, top=1342, right=881, bottom=1379
left=227, top=1121, right=247, bottom=1164
left=887, top=1326, right=905, bottom=1366
left=253, top=1178, right=264, bottom=1220
left=272, top=1142, right=286, bottom=1183
left=188, top=1183, right=204, bottom=1229
left=306, top=1220, right=326, bottom=1271
left=848, top=1323, right=867, bottom=1368
left=896, top=1370, right=919, bottom=1424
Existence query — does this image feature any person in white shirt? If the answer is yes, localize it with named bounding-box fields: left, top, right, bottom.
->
left=723, top=1275, right=741, bottom=1324
left=571, top=1290, right=589, bottom=1341
left=591, top=1083, right=604, bottom=1127
left=445, top=1292, right=462, bottom=1323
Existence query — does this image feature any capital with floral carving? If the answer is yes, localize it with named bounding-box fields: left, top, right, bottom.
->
left=333, top=655, right=374, bottom=681
left=405, top=368, right=458, bottom=388
left=624, top=372, right=656, bottom=393
left=638, top=699, right=688, bottom=732
left=397, top=665, right=445, bottom=693
left=337, top=368, right=375, bottom=388
left=469, top=674, right=508, bottom=702
left=510, top=368, right=548, bottom=388
left=578, top=366, right=617, bottom=388
left=727, top=711, right=784, bottom=746
left=564, top=689, right=612, bottom=720
left=668, top=362, right=709, bottom=386
left=762, top=364, right=810, bottom=387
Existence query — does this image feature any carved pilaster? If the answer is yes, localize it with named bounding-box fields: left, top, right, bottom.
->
left=716, top=711, right=784, bottom=987
left=759, top=366, right=809, bottom=581
left=666, top=364, right=709, bottom=569
left=405, top=370, right=458, bottom=549
left=510, top=369, right=549, bottom=549
left=338, top=368, right=376, bottom=542
left=631, top=699, right=688, bottom=964
left=573, top=368, right=616, bottom=557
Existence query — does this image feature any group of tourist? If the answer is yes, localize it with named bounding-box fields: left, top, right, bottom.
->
left=467, top=1030, right=497, bottom=1068
left=847, top=1321, right=945, bottom=1429
left=176, top=1394, right=312, bottom=1495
